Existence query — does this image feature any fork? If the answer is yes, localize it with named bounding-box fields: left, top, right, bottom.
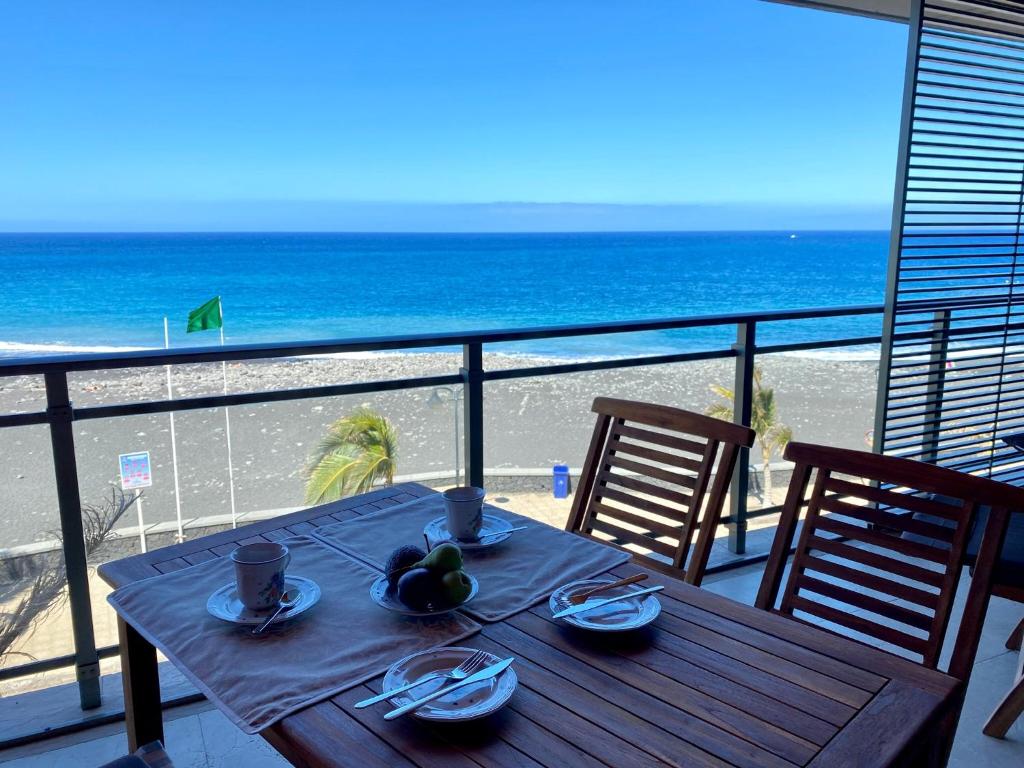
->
left=354, top=650, right=489, bottom=708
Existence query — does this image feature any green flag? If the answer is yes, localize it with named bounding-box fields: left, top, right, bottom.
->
left=186, top=296, right=222, bottom=333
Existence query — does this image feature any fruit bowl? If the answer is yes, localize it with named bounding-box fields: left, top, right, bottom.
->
left=369, top=573, right=479, bottom=617
left=379, top=542, right=476, bottom=615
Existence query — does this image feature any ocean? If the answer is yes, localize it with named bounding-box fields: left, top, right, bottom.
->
left=0, top=231, right=888, bottom=360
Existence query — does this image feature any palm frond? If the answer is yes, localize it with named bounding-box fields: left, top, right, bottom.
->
left=706, top=402, right=734, bottom=422
left=303, top=407, right=398, bottom=503
left=706, top=383, right=735, bottom=422
left=2, top=487, right=133, bottom=662
left=706, top=365, right=793, bottom=457
left=304, top=448, right=361, bottom=505
left=764, top=423, right=793, bottom=454
left=340, top=450, right=391, bottom=497
left=709, top=383, right=734, bottom=401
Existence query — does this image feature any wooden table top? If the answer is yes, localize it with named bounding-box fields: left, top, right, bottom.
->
left=100, top=483, right=961, bottom=768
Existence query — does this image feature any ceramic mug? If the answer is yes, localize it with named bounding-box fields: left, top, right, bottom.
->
left=442, top=486, right=486, bottom=541
left=230, top=542, right=290, bottom=611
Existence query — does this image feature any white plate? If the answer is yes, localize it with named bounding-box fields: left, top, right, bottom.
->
left=381, top=646, right=517, bottom=721
left=424, top=514, right=515, bottom=550
left=369, top=573, right=479, bottom=617
left=548, top=577, right=661, bottom=632
left=207, top=575, right=321, bottom=626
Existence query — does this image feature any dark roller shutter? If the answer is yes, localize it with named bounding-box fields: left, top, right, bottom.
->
left=875, top=0, right=1024, bottom=482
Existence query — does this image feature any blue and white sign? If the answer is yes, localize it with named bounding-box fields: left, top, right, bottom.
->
left=118, top=451, right=153, bottom=490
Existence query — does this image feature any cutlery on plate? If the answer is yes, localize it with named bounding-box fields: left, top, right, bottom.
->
left=552, top=585, right=665, bottom=619
left=440, top=526, right=529, bottom=547
left=568, top=573, right=648, bottom=605
left=474, top=525, right=529, bottom=540
left=251, top=588, right=301, bottom=635
left=354, top=650, right=489, bottom=709
left=383, top=657, right=515, bottom=720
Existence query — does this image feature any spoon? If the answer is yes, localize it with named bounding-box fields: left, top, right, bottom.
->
left=445, top=525, right=529, bottom=546
left=251, top=588, right=300, bottom=635
left=475, top=525, right=529, bottom=540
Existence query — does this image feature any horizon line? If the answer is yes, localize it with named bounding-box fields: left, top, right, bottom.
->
left=0, top=227, right=892, bottom=236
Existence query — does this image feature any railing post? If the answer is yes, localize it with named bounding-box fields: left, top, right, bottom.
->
left=461, top=343, right=484, bottom=488
left=922, top=309, right=951, bottom=464
left=44, top=372, right=101, bottom=709
left=728, top=322, right=756, bottom=555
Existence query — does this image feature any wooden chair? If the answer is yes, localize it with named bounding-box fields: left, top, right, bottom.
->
left=927, top=490, right=1024, bottom=738
left=565, top=397, right=754, bottom=585
left=755, top=441, right=1021, bottom=761
left=975, top=435, right=1024, bottom=738
left=979, top=511, right=1024, bottom=738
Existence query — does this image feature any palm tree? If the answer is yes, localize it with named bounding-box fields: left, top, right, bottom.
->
left=304, top=408, right=398, bottom=504
left=706, top=367, right=793, bottom=505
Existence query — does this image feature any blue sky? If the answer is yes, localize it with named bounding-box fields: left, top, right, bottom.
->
left=1, top=1, right=908, bottom=231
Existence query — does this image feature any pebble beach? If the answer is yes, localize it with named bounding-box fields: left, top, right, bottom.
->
left=0, top=351, right=878, bottom=550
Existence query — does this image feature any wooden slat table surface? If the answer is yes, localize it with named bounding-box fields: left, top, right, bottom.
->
left=100, top=483, right=961, bottom=768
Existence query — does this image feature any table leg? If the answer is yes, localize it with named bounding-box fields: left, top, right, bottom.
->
left=118, top=617, right=164, bottom=750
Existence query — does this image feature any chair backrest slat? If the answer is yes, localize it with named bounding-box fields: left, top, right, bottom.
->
left=566, top=397, right=754, bottom=585
left=805, top=535, right=947, bottom=588
left=605, top=453, right=697, bottom=489
left=757, top=441, right=1022, bottom=674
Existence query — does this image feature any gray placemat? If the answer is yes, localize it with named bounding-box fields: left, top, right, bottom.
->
left=107, top=536, right=480, bottom=734
left=313, top=494, right=631, bottom=622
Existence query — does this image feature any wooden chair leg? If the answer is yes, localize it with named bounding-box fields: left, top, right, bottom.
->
left=983, top=648, right=1024, bottom=739
left=1008, top=617, right=1024, bottom=651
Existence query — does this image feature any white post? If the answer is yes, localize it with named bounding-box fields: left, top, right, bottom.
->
left=164, top=317, right=185, bottom=543
left=219, top=303, right=238, bottom=529
left=135, top=491, right=147, bottom=553
left=453, top=394, right=461, bottom=485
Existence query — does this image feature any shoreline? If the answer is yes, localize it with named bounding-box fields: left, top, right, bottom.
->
left=0, top=340, right=884, bottom=363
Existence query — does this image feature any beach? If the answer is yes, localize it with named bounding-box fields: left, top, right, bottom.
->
left=0, top=351, right=878, bottom=550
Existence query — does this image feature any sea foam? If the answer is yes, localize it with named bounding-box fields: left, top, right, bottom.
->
left=0, top=340, right=154, bottom=356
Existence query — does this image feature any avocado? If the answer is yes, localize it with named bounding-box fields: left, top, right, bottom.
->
left=385, top=544, right=427, bottom=589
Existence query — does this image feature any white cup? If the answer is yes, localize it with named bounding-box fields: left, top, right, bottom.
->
left=230, top=542, right=290, bottom=611
left=442, top=486, right=485, bottom=541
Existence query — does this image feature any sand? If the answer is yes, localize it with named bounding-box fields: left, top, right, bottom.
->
left=0, top=352, right=878, bottom=550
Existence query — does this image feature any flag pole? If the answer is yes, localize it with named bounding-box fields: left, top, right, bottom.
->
left=135, top=490, right=147, bottom=553
left=219, top=301, right=238, bottom=529
left=164, top=317, right=185, bottom=543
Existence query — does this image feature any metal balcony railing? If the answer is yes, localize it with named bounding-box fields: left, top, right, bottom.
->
left=0, top=302, right=891, bottom=731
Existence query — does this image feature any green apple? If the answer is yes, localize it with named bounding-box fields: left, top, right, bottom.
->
left=440, top=569, right=473, bottom=605
left=416, top=542, right=463, bottom=573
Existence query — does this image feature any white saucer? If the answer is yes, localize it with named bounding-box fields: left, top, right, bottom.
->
left=548, top=577, right=661, bottom=632
left=369, top=573, right=478, bottom=617
left=381, top=646, right=517, bottom=721
left=207, top=576, right=321, bottom=626
left=424, top=514, right=515, bottom=550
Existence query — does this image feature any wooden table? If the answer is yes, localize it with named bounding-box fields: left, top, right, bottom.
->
left=101, top=483, right=961, bottom=768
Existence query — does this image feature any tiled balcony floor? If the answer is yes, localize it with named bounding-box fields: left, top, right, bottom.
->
left=1, top=561, right=1021, bottom=768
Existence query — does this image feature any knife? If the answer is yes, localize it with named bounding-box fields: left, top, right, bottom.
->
left=383, top=657, right=515, bottom=720
left=552, top=585, right=665, bottom=619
